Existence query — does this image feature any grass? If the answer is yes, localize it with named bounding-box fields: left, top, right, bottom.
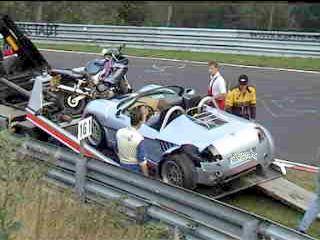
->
left=15, top=183, right=170, bottom=240
left=286, top=169, right=317, bottom=192
left=0, top=130, right=170, bottom=240
left=1, top=130, right=319, bottom=239
left=223, top=169, right=320, bottom=239
left=35, top=42, right=320, bottom=71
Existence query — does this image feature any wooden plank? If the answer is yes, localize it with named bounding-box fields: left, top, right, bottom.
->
left=0, top=105, right=26, bottom=119
left=0, top=104, right=36, bottom=132
left=257, top=177, right=320, bottom=219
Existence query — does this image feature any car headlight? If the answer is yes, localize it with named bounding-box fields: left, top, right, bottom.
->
left=255, top=126, right=266, bottom=143
left=200, top=145, right=223, bottom=162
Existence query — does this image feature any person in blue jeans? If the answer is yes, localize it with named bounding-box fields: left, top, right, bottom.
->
left=115, top=105, right=149, bottom=176
left=297, top=164, right=320, bottom=233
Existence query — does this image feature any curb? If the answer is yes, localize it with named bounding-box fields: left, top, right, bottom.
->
left=274, top=159, right=319, bottom=174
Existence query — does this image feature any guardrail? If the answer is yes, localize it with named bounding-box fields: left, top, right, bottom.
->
left=19, top=139, right=315, bottom=240
left=12, top=21, right=320, bottom=58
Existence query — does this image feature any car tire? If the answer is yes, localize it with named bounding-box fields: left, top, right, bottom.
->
left=85, top=115, right=106, bottom=149
left=161, top=153, right=196, bottom=190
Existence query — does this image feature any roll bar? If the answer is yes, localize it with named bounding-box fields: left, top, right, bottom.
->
left=160, top=106, right=185, bottom=131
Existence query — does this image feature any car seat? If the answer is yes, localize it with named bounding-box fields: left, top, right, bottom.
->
left=182, top=95, right=202, bottom=110
left=148, top=105, right=183, bottom=131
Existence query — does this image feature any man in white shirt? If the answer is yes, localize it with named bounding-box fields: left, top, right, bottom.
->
left=207, top=61, right=227, bottom=110
left=116, top=105, right=149, bottom=177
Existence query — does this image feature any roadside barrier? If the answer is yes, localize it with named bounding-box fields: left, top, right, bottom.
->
left=18, top=138, right=316, bottom=240
left=11, top=22, right=320, bottom=58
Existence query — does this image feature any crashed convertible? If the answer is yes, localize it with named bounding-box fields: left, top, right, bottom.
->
left=83, top=84, right=275, bottom=190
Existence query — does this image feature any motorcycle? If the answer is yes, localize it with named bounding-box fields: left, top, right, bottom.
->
left=49, top=44, right=132, bottom=115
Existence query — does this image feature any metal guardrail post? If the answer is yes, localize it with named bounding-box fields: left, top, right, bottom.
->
left=134, top=205, right=149, bottom=224
left=241, top=220, right=259, bottom=240
left=75, top=140, right=87, bottom=202
left=173, top=226, right=185, bottom=240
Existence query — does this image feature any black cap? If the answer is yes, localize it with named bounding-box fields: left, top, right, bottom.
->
left=238, top=74, right=248, bottom=85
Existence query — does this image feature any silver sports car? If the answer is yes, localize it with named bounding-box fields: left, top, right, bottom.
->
left=83, top=84, right=275, bottom=189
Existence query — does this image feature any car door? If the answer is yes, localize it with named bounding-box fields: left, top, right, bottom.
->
left=139, top=124, right=163, bottom=164
left=105, top=110, right=130, bottom=148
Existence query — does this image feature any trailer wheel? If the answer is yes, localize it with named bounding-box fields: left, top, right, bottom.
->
left=86, top=116, right=105, bottom=148
left=161, top=153, right=196, bottom=190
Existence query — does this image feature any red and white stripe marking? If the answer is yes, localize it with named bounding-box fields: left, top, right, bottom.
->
left=274, top=159, right=319, bottom=174
left=26, top=112, right=93, bottom=157
left=26, top=111, right=119, bottom=166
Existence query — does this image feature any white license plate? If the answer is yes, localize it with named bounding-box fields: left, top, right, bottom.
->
left=230, top=150, right=257, bottom=165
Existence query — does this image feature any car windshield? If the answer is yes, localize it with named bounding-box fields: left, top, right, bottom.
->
left=117, top=86, right=182, bottom=110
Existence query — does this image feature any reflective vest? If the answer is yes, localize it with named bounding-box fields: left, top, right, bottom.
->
left=225, top=85, right=256, bottom=119
left=116, top=127, right=144, bottom=165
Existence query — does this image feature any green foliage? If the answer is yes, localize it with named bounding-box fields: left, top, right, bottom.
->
left=0, top=130, right=46, bottom=239
left=0, top=1, right=319, bottom=31
left=142, top=222, right=169, bottom=239
left=116, top=1, right=147, bottom=26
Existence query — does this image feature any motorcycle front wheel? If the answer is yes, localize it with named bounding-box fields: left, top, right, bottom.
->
left=59, top=93, right=87, bottom=116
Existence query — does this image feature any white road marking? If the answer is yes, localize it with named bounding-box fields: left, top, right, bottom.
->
left=144, top=63, right=186, bottom=73
left=258, top=98, right=279, bottom=118
left=40, top=48, right=320, bottom=75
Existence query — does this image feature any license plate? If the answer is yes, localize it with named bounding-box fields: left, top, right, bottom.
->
left=200, top=162, right=217, bottom=172
left=230, top=150, right=257, bottom=165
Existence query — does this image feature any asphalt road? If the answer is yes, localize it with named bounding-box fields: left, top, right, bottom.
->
left=42, top=50, right=320, bottom=165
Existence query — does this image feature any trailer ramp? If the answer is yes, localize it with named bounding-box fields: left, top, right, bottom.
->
left=257, top=177, right=320, bottom=219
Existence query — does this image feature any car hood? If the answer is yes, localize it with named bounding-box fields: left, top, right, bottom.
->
left=158, top=114, right=259, bottom=156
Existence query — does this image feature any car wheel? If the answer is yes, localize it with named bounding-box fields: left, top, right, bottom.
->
left=161, top=153, right=196, bottom=190
left=86, top=115, right=105, bottom=148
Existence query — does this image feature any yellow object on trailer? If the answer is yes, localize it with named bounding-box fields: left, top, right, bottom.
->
left=5, top=35, right=19, bottom=51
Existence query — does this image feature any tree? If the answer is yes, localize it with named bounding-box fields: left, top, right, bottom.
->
left=35, top=1, right=45, bottom=22
left=166, top=2, right=173, bottom=27
left=0, top=1, right=317, bottom=31
left=117, top=1, right=146, bottom=26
